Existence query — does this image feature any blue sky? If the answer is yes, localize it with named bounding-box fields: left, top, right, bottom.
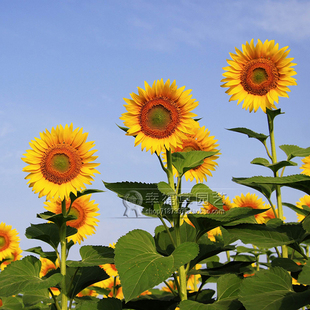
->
left=1, top=0, right=310, bottom=259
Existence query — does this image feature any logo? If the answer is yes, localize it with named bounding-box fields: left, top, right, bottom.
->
left=122, top=190, right=143, bottom=217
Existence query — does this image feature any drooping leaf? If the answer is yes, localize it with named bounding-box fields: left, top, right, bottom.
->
left=188, top=207, right=267, bottom=240
left=227, top=127, right=268, bottom=144
left=280, top=144, right=310, bottom=160
left=232, top=177, right=275, bottom=199
left=37, top=211, right=77, bottom=227
left=0, top=256, right=63, bottom=297
left=115, top=229, right=198, bottom=301
left=233, top=174, right=310, bottom=195
left=250, top=157, right=297, bottom=173
left=25, top=246, right=58, bottom=262
left=282, top=202, right=310, bottom=217
left=67, top=245, right=114, bottom=267
left=69, top=188, right=103, bottom=204
left=239, top=266, right=310, bottom=310
left=25, top=223, right=77, bottom=249
left=103, top=181, right=168, bottom=210
left=66, top=266, right=109, bottom=298
left=190, top=184, right=223, bottom=210
left=172, top=151, right=218, bottom=177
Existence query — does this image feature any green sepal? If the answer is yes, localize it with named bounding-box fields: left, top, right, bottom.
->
left=227, top=127, right=268, bottom=144
left=0, top=256, right=63, bottom=297
left=172, top=150, right=218, bottom=177
left=67, top=245, right=114, bottom=267
left=250, top=157, right=297, bottom=173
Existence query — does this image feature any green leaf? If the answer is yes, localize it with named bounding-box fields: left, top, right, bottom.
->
left=232, top=177, right=275, bottom=199
left=69, top=188, right=103, bottom=204
left=172, top=150, right=218, bottom=176
left=271, top=258, right=303, bottom=272
left=115, top=229, right=199, bottom=301
left=239, top=266, right=310, bottom=310
left=67, top=245, right=114, bottom=267
left=190, top=184, right=223, bottom=210
left=266, top=108, right=283, bottom=126
left=179, top=299, right=242, bottom=310
left=250, top=157, right=297, bottom=173
left=223, top=223, right=306, bottom=248
left=67, top=266, right=109, bottom=298
left=188, top=207, right=266, bottom=240
left=25, top=223, right=77, bottom=249
left=233, top=174, right=310, bottom=195
left=0, top=256, right=63, bottom=297
left=227, top=127, right=268, bottom=144
left=75, top=297, right=122, bottom=310
left=280, top=144, right=310, bottom=160
left=23, top=289, right=50, bottom=307
left=103, top=181, right=168, bottom=210
left=25, top=246, right=58, bottom=262
left=157, top=181, right=176, bottom=196
left=296, top=263, right=310, bottom=285
left=0, top=296, right=23, bottom=310
left=217, top=273, right=242, bottom=301
left=155, top=222, right=196, bottom=256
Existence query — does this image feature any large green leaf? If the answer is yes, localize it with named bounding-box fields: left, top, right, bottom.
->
left=190, top=184, right=223, bottom=210
left=188, top=207, right=267, bottom=240
left=271, top=258, right=303, bottom=272
left=239, top=267, right=310, bottom=310
left=103, top=181, right=168, bottom=210
left=22, top=289, right=50, bottom=307
left=233, top=174, right=310, bottom=195
left=171, top=150, right=218, bottom=176
left=280, top=144, right=310, bottom=160
left=223, top=223, right=307, bottom=248
left=0, top=256, right=63, bottom=297
left=179, top=299, right=242, bottom=310
left=67, top=245, right=114, bottom=267
left=0, top=296, right=23, bottom=310
left=115, top=229, right=199, bottom=301
left=227, top=127, right=268, bottom=144
left=155, top=222, right=196, bottom=255
left=296, top=263, right=310, bottom=285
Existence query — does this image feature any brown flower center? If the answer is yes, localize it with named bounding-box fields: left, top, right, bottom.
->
left=181, top=140, right=201, bottom=152
left=67, top=203, right=85, bottom=229
left=140, top=97, right=180, bottom=138
left=40, top=144, right=82, bottom=185
left=240, top=58, right=279, bottom=95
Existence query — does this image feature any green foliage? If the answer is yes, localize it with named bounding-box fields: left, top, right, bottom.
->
left=114, top=229, right=199, bottom=301
left=239, top=267, right=310, bottom=310
left=0, top=256, right=62, bottom=297
left=227, top=127, right=268, bottom=144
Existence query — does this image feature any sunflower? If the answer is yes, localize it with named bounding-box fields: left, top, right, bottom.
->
left=0, top=247, right=22, bottom=270
left=232, top=193, right=266, bottom=223
left=296, top=195, right=310, bottom=222
left=221, top=39, right=297, bottom=112
left=120, top=79, right=198, bottom=154
left=44, top=194, right=100, bottom=244
left=162, top=124, right=219, bottom=182
left=22, top=123, right=100, bottom=201
left=300, top=156, right=310, bottom=176
left=101, top=263, right=118, bottom=277
left=0, top=223, right=20, bottom=261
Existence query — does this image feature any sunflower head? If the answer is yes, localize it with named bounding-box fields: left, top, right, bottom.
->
left=120, top=79, right=198, bottom=154
left=22, top=124, right=100, bottom=201
left=221, top=39, right=297, bottom=112
left=44, top=194, right=100, bottom=244
left=232, top=193, right=266, bottom=223
left=0, top=223, right=20, bottom=261
left=0, top=247, right=22, bottom=270
left=296, top=195, right=310, bottom=222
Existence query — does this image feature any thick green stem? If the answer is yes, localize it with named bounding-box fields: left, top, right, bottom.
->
left=60, top=198, right=68, bottom=310
left=267, top=113, right=288, bottom=258
left=165, top=149, right=188, bottom=301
